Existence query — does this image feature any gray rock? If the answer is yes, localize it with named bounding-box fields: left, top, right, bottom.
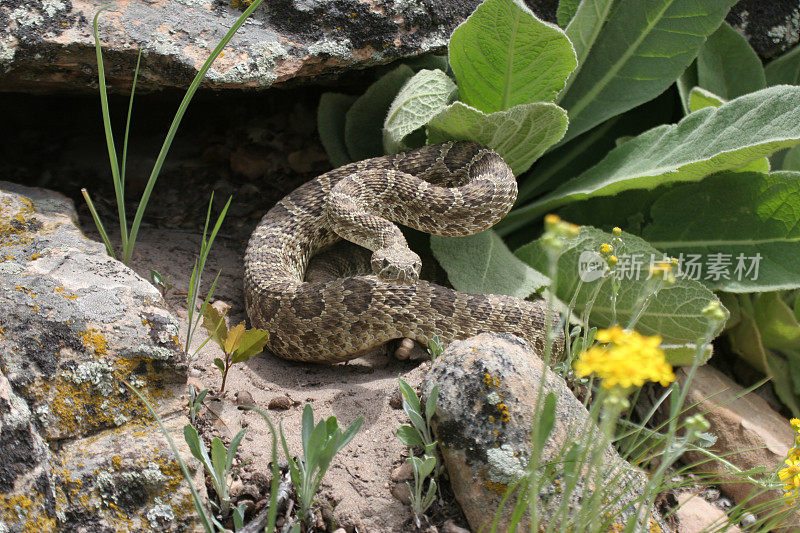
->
left=0, top=182, right=200, bottom=531
left=0, top=0, right=482, bottom=93
left=423, top=333, right=665, bottom=533
left=728, top=1, right=800, bottom=58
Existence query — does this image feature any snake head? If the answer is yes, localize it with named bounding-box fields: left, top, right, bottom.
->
left=371, top=246, right=421, bottom=284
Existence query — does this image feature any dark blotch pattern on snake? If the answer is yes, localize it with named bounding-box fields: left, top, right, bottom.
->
left=244, top=142, right=550, bottom=362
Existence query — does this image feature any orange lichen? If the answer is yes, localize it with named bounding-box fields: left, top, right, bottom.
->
left=79, top=329, right=108, bottom=356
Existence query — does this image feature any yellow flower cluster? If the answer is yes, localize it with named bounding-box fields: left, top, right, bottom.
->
left=780, top=418, right=800, bottom=504
left=574, top=327, right=675, bottom=390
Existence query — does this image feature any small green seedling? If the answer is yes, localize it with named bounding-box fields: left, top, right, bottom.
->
left=396, top=378, right=438, bottom=455
left=280, top=404, right=363, bottom=525
left=188, top=385, right=208, bottom=426
left=426, top=335, right=444, bottom=360
left=184, top=424, right=245, bottom=520
left=232, top=502, right=248, bottom=531
left=202, top=305, right=269, bottom=394
left=185, top=193, right=231, bottom=360
left=150, top=269, right=173, bottom=297
left=407, top=451, right=438, bottom=529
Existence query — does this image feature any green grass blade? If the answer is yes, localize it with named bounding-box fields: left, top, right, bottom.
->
left=200, top=195, right=232, bottom=267
left=125, top=0, right=265, bottom=264
left=81, top=188, right=116, bottom=259
left=121, top=49, right=142, bottom=190
left=123, top=382, right=216, bottom=532
left=93, top=8, right=129, bottom=255
left=246, top=407, right=283, bottom=533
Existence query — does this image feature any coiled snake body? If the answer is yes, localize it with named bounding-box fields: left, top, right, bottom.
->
left=244, top=142, right=549, bottom=363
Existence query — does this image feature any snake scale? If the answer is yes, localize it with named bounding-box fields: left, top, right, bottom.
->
left=244, top=142, right=550, bottom=363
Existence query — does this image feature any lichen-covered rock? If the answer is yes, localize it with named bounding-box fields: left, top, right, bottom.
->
left=423, top=333, right=664, bottom=533
left=0, top=181, right=186, bottom=440
left=678, top=366, right=800, bottom=530
left=0, top=181, right=199, bottom=531
left=0, top=371, right=58, bottom=531
left=0, top=0, right=482, bottom=93
left=54, top=418, right=201, bottom=532
left=727, top=1, right=800, bottom=58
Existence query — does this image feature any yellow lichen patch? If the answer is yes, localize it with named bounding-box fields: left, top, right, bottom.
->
left=0, top=493, right=58, bottom=532
left=483, top=480, right=509, bottom=496
left=496, top=402, right=510, bottom=423
left=55, top=286, right=79, bottom=301
left=32, top=356, right=177, bottom=438
left=0, top=195, right=37, bottom=248
left=483, top=372, right=501, bottom=389
left=79, top=329, right=108, bottom=356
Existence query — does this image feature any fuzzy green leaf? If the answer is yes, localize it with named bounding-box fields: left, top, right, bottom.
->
left=502, top=86, right=800, bottom=232
left=563, top=0, right=615, bottom=85
left=515, top=226, right=725, bottom=345
left=696, top=22, right=765, bottom=100
left=431, top=230, right=549, bottom=299
left=318, top=93, right=357, bottom=167
left=755, top=292, right=800, bottom=351
left=643, top=171, right=800, bottom=292
left=383, top=69, right=457, bottom=154
left=427, top=101, right=568, bottom=175
left=765, top=44, right=800, bottom=86
left=688, top=86, right=726, bottom=112
left=397, top=425, right=423, bottom=447
left=345, top=65, right=415, bottom=161
left=558, top=0, right=737, bottom=144
left=448, top=0, right=577, bottom=113
left=211, top=437, right=226, bottom=480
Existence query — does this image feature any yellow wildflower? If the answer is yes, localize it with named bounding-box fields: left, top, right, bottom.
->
left=606, top=255, right=618, bottom=268
left=791, top=418, right=800, bottom=433
left=779, top=454, right=800, bottom=491
left=600, top=243, right=613, bottom=255
left=648, top=261, right=676, bottom=284
left=574, top=327, right=675, bottom=390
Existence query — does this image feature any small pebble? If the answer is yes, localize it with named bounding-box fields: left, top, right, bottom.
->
left=235, top=390, right=254, bottom=407
left=211, top=300, right=232, bottom=318
left=390, top=483, right=411, bottom=505
left=441, top=521, right=471, bottom=533
left=394, top=338, right=414, bottom=360
left=717, top=497, right=732, bottom=510
left=268, top=395, right=293, bottom=410
left=740, top=512, right=757, bottom=528
left=390, top=462, right=414, bottom=482
left=388, top=388, right=403, bottom=409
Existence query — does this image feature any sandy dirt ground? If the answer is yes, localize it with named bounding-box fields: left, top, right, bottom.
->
left=126, top=227, right=452, bottom=532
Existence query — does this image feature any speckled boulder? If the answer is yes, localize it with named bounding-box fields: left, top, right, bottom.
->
left=0, top=181, right=199, bottom=531
left=423, top=333, right=663, bottom=533
left=0, top=0, right=482, bottom=93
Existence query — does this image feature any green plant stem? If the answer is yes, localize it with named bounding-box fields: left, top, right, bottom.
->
left=123, top=381, right=216, bottom=532
left=93, top=8, right=128, bottom=256
left=120, top=49, right=142, bottom=190
left=124, top=0, right=262, bottom=263
left=81, top=188, right=116, bottom=258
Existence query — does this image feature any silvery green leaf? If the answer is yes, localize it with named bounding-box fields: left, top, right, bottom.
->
left=383, top=69, right=456, bottom=154
left=427, top=101, right=568, bottom=175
